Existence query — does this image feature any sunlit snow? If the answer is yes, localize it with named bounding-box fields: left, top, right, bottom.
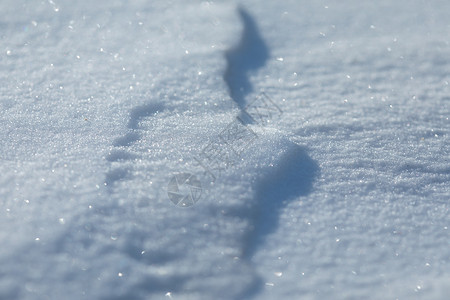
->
left=0, top=1, right=449, bottom=299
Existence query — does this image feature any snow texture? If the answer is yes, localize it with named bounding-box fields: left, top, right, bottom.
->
left=0, top=0, right=449, bottom=299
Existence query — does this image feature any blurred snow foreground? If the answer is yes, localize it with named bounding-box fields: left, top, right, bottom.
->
left=0, top=0, right=449, bottom=299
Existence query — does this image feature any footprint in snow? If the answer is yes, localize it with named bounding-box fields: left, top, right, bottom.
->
left=101, top=7, right=319, bottom=300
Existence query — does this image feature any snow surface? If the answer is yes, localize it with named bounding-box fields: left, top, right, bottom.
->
left=0, top=0, right=449, bottom=299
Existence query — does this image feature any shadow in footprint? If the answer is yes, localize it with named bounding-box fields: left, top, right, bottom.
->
left=106, top=149, right=138, bottom=162
left=105, top=102, right=165, bottom=187
left=243, top=144, right=319, bottom=259
left=224, top=7, right=270, bottom=109
left=128, top=103, right=164, bottom=130
left=105, top=167, right=131, bottom=187
left=113, top=132, right=141, bottom=147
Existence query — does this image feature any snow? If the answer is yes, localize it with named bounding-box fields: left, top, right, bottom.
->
left=0, top=0, right=449, bottom=299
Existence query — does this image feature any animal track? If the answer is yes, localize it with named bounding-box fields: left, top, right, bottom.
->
left=128, top=103, right=164, bottom=130
left=224, top=7, right=269, bottom=110
left=106, top=149, right=138, bottom=162
left=221, top=8, right=319, bottom=296
left=112, top=132, right=141, bottom=147
left=243, top=145, right=319, bottom=259
left=103, top=7, right=318, bottom=299
left=104, top=103, right=164, bottom=187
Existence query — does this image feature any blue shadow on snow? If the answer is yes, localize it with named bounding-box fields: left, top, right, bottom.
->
left=243, top=144, right=319, bottom=259
left=224, top=8, right=270, bottom=110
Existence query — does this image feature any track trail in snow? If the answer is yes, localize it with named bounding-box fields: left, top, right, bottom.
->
left=224, top=7, right=269, bottom=111
left=222, top=8, right=318, bottom=260
left=105, top=103, right=164, bottom=187
left=102, top=7, right=318, bottom=299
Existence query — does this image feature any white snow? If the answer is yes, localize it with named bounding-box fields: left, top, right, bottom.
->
left=0, top=0, right=449, bottom=299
